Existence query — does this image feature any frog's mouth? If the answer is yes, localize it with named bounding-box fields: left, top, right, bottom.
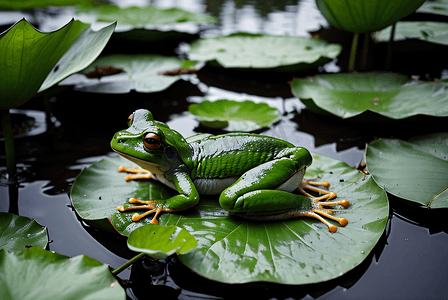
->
left=112, top=148, right=164, bottom=172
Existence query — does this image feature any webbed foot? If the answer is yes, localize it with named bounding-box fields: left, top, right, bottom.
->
left=118, top=166, right=153, bottom=181
left=298, top=179, right=350, bottom=233
left=117, top=198, right=163, bottom=224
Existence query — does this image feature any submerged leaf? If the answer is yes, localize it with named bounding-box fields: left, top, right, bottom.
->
left=291, top=72, right=448, bottom=119
left=127, top=225, right=198, bottom=259
left=188, top=100, right=281, bottom=132
left=0, top=213, right=48, bottom=251
left=0, top=247, right=126, bottom=300
left=366, top=133, right=448, bottom=208
left=188, top=33, right=341, bottom=71
left=0, top=19, right=114, bottom=109
left=417, top=0, right=448, bottom=17
left=60, top=54, right=198, bottom=94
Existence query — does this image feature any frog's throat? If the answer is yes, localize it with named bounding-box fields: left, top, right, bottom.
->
left=113, top=149, right=175, bottom=190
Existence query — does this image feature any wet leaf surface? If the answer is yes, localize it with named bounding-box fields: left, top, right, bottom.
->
left=60, top=54, right=198, bottom=94
left=71, top=154, right=388, bottom=284
left=127, top=224, right=198, bottom=259
left=188, top=33, right=341, bottom=72
left=291, top=72, right=448, bottom=119
left=0, top=247, right=126, bottom=300
left=0, top=212, right=48, bottom=251
left=188, top=100, right=281, bottom=131
left=366, top=133, right=448, bottom=208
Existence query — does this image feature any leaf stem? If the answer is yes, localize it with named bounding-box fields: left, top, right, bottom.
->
left=0, top=109, right=17, bottom=179
left=349, top=33, right=359, bottom=71
left=112, top=252, right=146, bottom=276
left=360, top=33, right=370, bottom=70
left=385, top=23, right=396, bottom=71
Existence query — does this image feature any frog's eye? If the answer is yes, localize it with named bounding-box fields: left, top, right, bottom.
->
left=127, top=113, right=133, bottom=127
left=143, top=133, right=161, bottom=150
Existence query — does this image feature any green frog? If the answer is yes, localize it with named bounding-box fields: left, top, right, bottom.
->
left=111, top=109, right=349, bottom=232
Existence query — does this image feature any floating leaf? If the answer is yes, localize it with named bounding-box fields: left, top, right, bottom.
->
left=0, top=247, right=126, bottom=300
left=377, top=21, right=448, bottom=45
left=290, top=72, right=448, bottom=119
left=0, top=19, right=115, bottom=109
left=70, top=156, right=177, bottom=236
left=316, top=0, right=426, bottom=33
left=60, top=54, right=198, bottom=94
left=0, top=213, right=48, bottom=251
left=127, top=225, right=198, bottom=259
left=188, top=100, right=281, bottom=131
left=366, top=133, right=448, bottom=208
left=188, top=33, right=341, bottom=72
left=77, top=5, right=217, bottom=28
left=71, top=154, right=388, bottom=284
left=417, top=0, right=448, bottom=17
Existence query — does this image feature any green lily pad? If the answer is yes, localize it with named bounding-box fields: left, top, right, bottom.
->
left=70, top=155, right=177, bottom=236
left=366, top=133, right=448, bottom=208
left=290, top=72, right=448, bottom=119
left=127, top=225, right=198, bottom=259
left=316, top=0, right=426, bottom=33
left=77, top=5, right=217, bottom=29
left=187, top=33, right=342, bottom=72
left=0, top=247, right=126, bottom=300
left=71, top=154, right=388, bottom=284
left=0, top=18, right=115, bottom=109
left=377, top=21, right=448, bottom=46
left=0, top=213, right=48, bottom=251
left=188, top=100, right=282, bottom=132
left=60, top=54, right=198, bottom=94
left=417, top=0, right=448, bottom=16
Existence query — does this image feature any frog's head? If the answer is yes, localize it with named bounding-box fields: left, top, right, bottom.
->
left=111, top=109, right=192, bottom=171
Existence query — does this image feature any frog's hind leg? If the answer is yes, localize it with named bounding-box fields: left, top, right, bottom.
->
left=297, top=179, right=350, bottom=232
left=118, top=166, right=153, bottom=181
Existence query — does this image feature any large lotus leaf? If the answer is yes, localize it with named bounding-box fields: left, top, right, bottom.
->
left=60, top=54, right=196, bottom=94
left=71, top=154, right=388, bottom=284
left=127, top=225, right=198, bottom=259
left=417, top=0, right=448, bottom=16
left=187, top=33, right=342, bottom=72
left=76, top=5, right=217, bottom=29
left=159, top=154, right=388, bottom=284
left=0, top=19, right=115, bottom=109
left=366, top=133, right=448, bottom=208
left=290, top=72, right=448, bottom=119
left=0, top=213, right=48, bottom=251
left=188, top=100, right=281, bottom=132
left=70, top=156, right=177, bottom=236
left=0, top=247, right=125, bottom=300
left=316, top=0, right=426, bottom=33
left=377, top=21, right=448, bottom=45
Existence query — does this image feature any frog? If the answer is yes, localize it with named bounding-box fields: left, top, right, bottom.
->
left=111, top=109, right=350, bottom=232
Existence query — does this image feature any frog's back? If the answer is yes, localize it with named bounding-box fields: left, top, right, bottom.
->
left=188, top=133, right=294, bottom=179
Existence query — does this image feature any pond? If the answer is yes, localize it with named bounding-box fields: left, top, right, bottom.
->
left=1, top=0, right=448, bottom=299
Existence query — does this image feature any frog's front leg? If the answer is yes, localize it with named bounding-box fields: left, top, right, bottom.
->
left=219, top=159, right=350, bottom=233
left=117, top=166, right=153, bottom=181
left=117, top=170, right=199, bottom=224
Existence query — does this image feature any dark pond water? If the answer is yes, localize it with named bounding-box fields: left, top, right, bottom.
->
left=1, top=0, right=448, bottom=299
